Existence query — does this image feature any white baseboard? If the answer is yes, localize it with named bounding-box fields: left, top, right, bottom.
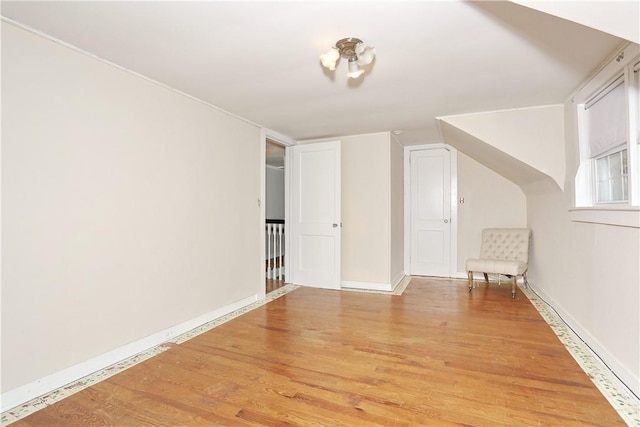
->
left=392, top=273, right=408, bottom=290
left=529, top=283, right=640, bottom=397
left=341, top=275, right=410, bottom=294
left=341, top=280, right=393, bottom=292
left=1, top=294, right=258, bottom=412
left=391, top=273, right=403, bottom=289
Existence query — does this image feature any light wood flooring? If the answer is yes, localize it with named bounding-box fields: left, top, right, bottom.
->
left=12, top=278, right=625, bottom=426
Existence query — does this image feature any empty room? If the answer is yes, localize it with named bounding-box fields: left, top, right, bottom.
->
left=1, top=1, right=639, bottom=425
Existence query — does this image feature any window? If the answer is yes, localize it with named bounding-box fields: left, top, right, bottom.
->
left=571, top=46, right=640, bottom=226
left=584, top=76, right=628, bottom=204
left=574, top=46, right=640, bottom=213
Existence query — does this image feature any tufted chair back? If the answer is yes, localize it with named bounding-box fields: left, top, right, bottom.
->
left=479, top=228, right=531, bottom=263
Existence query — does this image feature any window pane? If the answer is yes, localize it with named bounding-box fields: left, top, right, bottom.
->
left=595, top=149, right=629, bottom=203
left=609, top=151, right=623, bottom=178
left=597, top=180, right=611, bottom=202
left=611, top=177, right=624, bottom=200
left=596, top=156, right=610, bottom=180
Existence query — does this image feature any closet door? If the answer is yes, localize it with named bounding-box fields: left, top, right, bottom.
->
left=409, top=148, right=451, bottom=277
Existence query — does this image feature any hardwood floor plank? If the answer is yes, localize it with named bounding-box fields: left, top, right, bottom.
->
left=11, top=278, right=625, bottom=426
left=158, top=346, right=407, bottom=425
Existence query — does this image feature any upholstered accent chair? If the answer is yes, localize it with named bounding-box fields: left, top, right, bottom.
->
left=466, top=228, right=531, bottom=298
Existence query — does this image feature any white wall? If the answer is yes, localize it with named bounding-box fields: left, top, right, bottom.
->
left=1, top=22, right=262, bottom=393
left=390, top=135, right=404, bottom=284
left=457, top=152, right=527, bottom=273
left=265, top=166, right=284, bottom=220
left=340, top=133, right=391, bottom=284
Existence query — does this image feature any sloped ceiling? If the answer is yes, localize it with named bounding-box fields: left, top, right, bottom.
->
left=1, top=1, right=626, bottom=145
left=438, top=105, right=565, bottom=189
left=439, top=120, right=550, bottom=188
left=511, top=0, right=640, bottom=44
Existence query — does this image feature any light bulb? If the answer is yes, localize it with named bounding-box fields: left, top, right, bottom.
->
left=356, top=44, right=376, bottom=66
left=320, top=47, right=340, bottom=71
left=347, top=59, right=364, bottom=78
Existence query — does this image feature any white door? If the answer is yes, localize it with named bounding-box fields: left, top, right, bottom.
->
left=289, top=141, right=341, bottom=289
left=410, top=148, right=451, bottom=277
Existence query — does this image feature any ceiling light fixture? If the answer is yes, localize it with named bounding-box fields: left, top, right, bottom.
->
left=320, top=37, right=376, bottom=79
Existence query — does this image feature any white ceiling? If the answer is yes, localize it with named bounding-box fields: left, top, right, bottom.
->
left=1, top=1, right=628, bottom=145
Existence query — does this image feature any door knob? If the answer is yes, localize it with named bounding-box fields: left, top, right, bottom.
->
left=333, top=223, right=338, bottom=228
left=444, top=219, right=449, bottom=223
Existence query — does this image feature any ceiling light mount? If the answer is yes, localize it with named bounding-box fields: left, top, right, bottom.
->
left=320, top=37, right=376, bottom=79
left=335, top=37, right=362, bottom=60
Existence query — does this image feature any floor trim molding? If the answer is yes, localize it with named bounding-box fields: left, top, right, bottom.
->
left=341, top=280, right=393, bottom=292
left=341, top=275, right=411, bottom=295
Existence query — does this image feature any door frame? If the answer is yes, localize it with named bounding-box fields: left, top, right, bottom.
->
left=404, top=143, right=458, bottom=278
left=260, top=128, right=296, bottom=300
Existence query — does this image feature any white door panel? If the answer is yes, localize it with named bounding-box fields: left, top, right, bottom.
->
left=298, top=149, right=334, bottom=223
left=410, top=148, right=451, bottom=277
left=417, top=230, right=444, bottom=264
left=290, top=141, right=341, bottom=289
left=416, top=156, right=444, bottom=219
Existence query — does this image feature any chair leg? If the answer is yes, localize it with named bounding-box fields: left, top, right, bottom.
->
left=468, top=271, right=473, bottom=292
left=483, top=272, right=489, bottom=283
left=511, top=275, right=517, bottom=299
left=523, top=271, right=529, bottom=288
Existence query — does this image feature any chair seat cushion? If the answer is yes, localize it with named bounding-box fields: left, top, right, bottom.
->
left=466, top=258, right=527, bottom=276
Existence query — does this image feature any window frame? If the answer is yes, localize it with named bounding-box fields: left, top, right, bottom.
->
left=572, top=44, right=640, bottom=227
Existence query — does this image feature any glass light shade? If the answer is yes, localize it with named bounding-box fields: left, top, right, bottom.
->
left=356, top=44, right=376, bottom=66
left=320, top=47, right=340, bottom=70
left=347, top=59, right=364, bottom=78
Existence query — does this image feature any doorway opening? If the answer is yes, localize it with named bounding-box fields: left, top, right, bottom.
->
left=265, top=139, right=286, bottom=294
